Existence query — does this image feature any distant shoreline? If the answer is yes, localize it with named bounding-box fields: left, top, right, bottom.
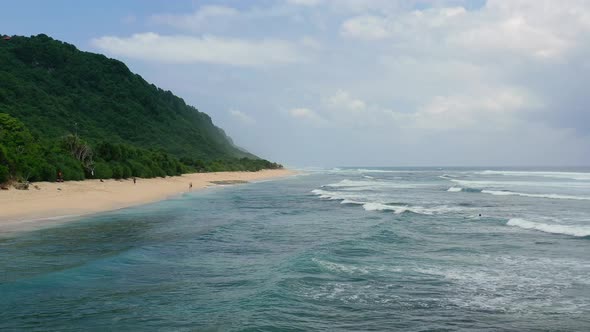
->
left=0, top=169, right=297, bottom=232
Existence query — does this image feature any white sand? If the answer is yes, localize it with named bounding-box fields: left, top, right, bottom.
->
left=0, top=169, right=296, bottom=230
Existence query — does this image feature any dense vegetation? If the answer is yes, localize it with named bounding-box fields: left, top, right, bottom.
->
left=0, top=34, right=282, bottom=184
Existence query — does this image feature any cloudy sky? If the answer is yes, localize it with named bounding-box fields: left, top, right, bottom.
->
left=2, top=0, right=590, bottom=167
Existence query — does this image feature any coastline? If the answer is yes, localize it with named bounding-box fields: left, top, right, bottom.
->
left=0, top=169, right=296, bottom=231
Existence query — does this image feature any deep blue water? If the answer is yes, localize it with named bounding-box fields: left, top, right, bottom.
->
left=1, top=168, right=590, bottom=331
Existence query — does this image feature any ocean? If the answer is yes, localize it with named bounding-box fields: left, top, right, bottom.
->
left=1, top=167, right=589, bottom=331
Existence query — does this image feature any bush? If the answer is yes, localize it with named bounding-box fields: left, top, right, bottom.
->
left=38, top=163, right=57, bottom=182
left=60, top=164, right=85, bottom=181
left=0, top=114, right=283, bottom=182
left=111, top=163, right=123, bottom=179
left=93, top=161, right=112, bottom=179
left=0, top=165, right=9, bottom=183
left=121, top=164, right=132, bottom=179
left=127, top=160, right=149, bottom=178
left=51, top=153, right=85, bottom=181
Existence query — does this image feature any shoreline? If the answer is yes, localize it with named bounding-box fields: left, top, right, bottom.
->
left=0, top=169, right=296, bottom=232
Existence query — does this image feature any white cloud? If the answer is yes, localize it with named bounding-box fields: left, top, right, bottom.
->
left=230, top=109, right=256, bottom=125
left=151, top=5, right=239, bottom=32
left=90, top=0, right=590, bottom=165
left=326, top=90, right=366, bottom=112
left=453, top=0, right=590, bottom=59
left=288, top=107, right=324, bottom=123
left=413, top=87, right=538, bottom=130
left=340, top=7, right=468, bottom=41
left=300, top=36, right=322, bottom=50
left=287, top=0, right=323, bottom=6
left=288, top=90, right=400, bottom=128
left=451, top=14, right=569, bottom=59
left=288, top=86, right=539, bottom=132
left=92, top=33, right=307, bottom=66
left=340, top=15, right=390, bottom=40
left=340, top=2, right=590, bottom=60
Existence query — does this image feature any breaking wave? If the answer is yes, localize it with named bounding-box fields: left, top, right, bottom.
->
left=325, top=179, right=431, bottom=190
left=482, top=190, right=590, bottom=201
left=340, top=199, right=365, bottom=205
left=362, top=203, right=467, bottom=215
left=356, top=169, right=413, bottom=173
left=507, top=218, right=590, bottom=237
left=480, top=170, right=590, bottom=181
left=312, top=189, right=468, bottom=215
left=446, top=187, right=482, bottom=193
left=311, top=189, right=357, bottom=201
left=449, top=178, right=590, bottom=189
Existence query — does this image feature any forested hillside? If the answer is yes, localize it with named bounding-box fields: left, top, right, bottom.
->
left=0, top=34, right=281, bottom=184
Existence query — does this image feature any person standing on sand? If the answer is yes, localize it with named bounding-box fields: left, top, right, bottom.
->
left=133, top=177, right=136, bottom=184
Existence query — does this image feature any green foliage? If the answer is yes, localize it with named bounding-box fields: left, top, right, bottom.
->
left=0, top=35, right=283, bottom=183
left=51, top=153, right=85, bottom=181
left=93, top=161, right=112, bottom=179
left=38, top=163, right=56, bottom=182
left=0, top=34, right=255, bottom=161
left=0, top=113, right=45, bottom=181
left=181, top=157, right=283, bottom=173
left=0, top=164, right=8, bottom=183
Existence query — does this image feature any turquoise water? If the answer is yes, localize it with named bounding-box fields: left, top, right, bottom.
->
left=1, top=168, right=590, bottom=331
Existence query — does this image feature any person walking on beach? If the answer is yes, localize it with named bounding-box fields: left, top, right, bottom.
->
left=133, top=177, right=136, bottom=184
left=189, top=182, right=193, bottom=191
left=57, top=170, right=64, bottom=183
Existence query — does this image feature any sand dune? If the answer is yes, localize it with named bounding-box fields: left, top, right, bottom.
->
left=0, top=169, right=296, bottom=231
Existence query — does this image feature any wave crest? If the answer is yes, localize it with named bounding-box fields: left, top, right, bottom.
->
left=482, top=190, right=590, bottom=201
left=480, top=170, right=590, bottom=181
left=362, top=203, right=467, bottom=215
left=507, top=218, right=590, bottom=237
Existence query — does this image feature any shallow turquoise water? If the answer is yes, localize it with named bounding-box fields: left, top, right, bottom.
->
left=1, top=168, right=589, bottom=331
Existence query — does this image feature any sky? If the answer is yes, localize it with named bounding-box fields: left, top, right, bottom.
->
left=1, top=0, right=590, bottom=167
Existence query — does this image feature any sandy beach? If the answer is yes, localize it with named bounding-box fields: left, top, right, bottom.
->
left=0, top=169, right=296, bottom=231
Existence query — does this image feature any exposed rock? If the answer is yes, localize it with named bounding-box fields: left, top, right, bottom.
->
left=13, top=182, right=30, bottom=190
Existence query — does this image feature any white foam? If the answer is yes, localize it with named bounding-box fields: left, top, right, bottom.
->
left=311, top=189, right=347, bottom=200
left=451, top=178, right=590, bottom=188
left=328, top=179, right=376, bottom=187
left=362, top=202, right=408, bottom=213
left=311, top=189, right=368, bottom=202
left=482, top=190, right=590, bottom=201
left=326, top=179, right=430, bottom=190
left=447, top=187, right=463, bottom=192
left=507, top=218, right=590, bottom=237
left=356, top=168, right=408, bottom=173
left=480, top=170, right=590, bottom=181
left=312, top=187, right=469, bottom=215
left=361, top=203, right=467, bottom=215
left=340, top=199, right=365, bottom=205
